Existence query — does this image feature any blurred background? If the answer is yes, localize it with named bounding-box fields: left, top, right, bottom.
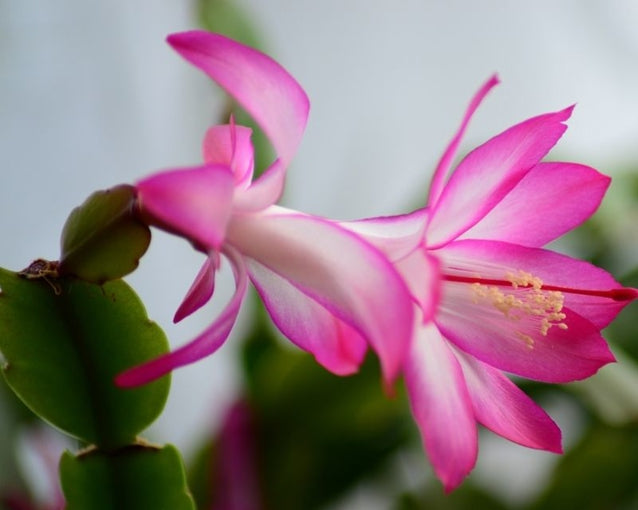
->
left=1, top=1, right=638, bottom=508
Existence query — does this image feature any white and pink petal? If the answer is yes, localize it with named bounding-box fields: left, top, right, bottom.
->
left=405, top=324, right=478, bottom=492
left=434, top=240, right=620, bottom=382
left=202, top=124, right=255, bottom=188
left=426, top=107, right=574, bottom=249
left=247, top=258, right=367, bottom=375
left=116, top=248, right=248, bottom=387
left=168, top=30, right=309, bottom=170
left=339, top=208, right=428, bottom=262
left=453, top=348, right=562, bottom=453
left=437, top=301, right=613, bottom=383
left=226, top=206, right=414, bottom=384
left=440, top=239, right=633, bottom=329
left=394, top=247, right=440, bottom=322
left=173, top=252, right=220, bottom=323
left=427, top=74, right=500, bottom=207
left=458, top=162, right=610, bottom=247
left=232, top=159, right=286, bottom=213
left=136, top=164, right=235, bottom=251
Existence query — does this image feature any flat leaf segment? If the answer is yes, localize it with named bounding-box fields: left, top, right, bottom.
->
left=0, top=268, right=170, bottom=449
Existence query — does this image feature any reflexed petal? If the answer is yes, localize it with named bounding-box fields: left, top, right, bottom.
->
left=339, top=208, right=428, bottom=261
left=173, top=253, right=220, bottom=323
left=227, top=206, right=413, bottom=384
left=427, top=75, right=500, bottom=207
left=440, top=239, right=631, bottom=329
left=137, top=164, right=235, bottom=251
left=168, top=30, right=310, bottom=169
left=248, top=258, right=367, bottom=375
left=405, top=324, right=477, bottom=492
left=426, top=107, right=574, bottom=248
left=458, top=162, right=610, bottom=246
left=203, top=124, right=255, bottom=187
left=116, top=248, right=248, bottom=387
left=454, top=348, right=562, bottom=452
left=233, top=159, right=286, bottom=212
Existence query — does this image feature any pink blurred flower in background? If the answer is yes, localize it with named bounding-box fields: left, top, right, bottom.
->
left=209, top=400, right=262, bottom=510
left=344, top=75, right=637, bottom=491
left=1, top=428, right=66, bottom=510
left=116, top=31, right=413, bottom=389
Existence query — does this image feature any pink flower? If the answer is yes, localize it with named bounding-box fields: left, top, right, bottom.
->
left=116, top=31, right=413, bottom=388
left=209, top=400, right=262, bottom=510
left=343, top=75, right=637, bottom=491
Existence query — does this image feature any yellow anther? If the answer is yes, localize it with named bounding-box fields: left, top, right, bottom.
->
left=470, top=269, right=569, bottom=347
left=506, top=270, right=543, bottom=290
left=516, top=331, right=535, bottom=349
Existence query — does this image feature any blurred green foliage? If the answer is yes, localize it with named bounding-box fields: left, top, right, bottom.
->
left=197, top=0, right=262, bottom=51
left=397, top=484, right=510, bottom=510
left=605, top=268, right=638, bottom=360
left=530, top=422, right=638, bottom=510
left=0, top=382, right=35, bottom=508
left=244, top=315, right=414, bottom=510
left=189, top=302, right=416, bottom=510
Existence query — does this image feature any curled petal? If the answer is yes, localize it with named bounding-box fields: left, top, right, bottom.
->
left=137, top=164, right=235, bottom=251
left=248, top=258, right=367, bottom=375
left=339, top=208, right=428, bottom=261
left=458, top=162, right=611, bottom=246
left=233, top=159, right=286, bottom=212
left=226, top=206, right=414, bottom=384
left=405, top=324, right=477, bottom=492
left=168, top=30, right=310, bottom=170
left=116, top=248, right=248, bottom=387
left=173, top=252, right=220, bottom=323
left=454, top=348, right=562, bottom=453
left=427, top=74, right=500, bottom=207
left=426, top=106, right=574, bottom=248
left=203, top=124, right=255, bottom=188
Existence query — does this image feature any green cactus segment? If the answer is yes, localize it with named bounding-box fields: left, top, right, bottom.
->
left=0, top=268, right=170, bottom=448
left=60, top=444, right=196, bottom=510
left=59, top=185, right=151, bottom=283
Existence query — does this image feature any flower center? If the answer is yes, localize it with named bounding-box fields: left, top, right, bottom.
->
left=470, top=270, right=567, bottom=347
left=443, top=270, right=637, bottom=348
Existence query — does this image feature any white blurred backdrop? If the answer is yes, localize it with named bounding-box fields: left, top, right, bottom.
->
left=2, top=1, right=638, bottom=504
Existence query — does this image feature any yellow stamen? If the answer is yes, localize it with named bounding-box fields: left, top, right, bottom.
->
left=515, top=331, right=535, bottom=349
left=470, top=269, right=568, bottom=347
